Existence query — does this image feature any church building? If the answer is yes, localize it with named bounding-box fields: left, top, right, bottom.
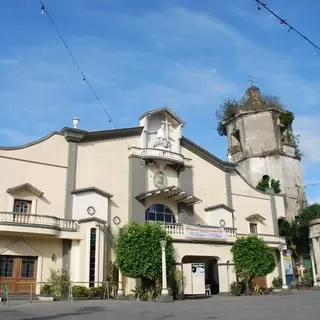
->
left=0, top=98, right=292, bottom=295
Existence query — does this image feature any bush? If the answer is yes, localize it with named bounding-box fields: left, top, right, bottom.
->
left=40, top=284, right=53, bottom=296
left=46, top=267, right=70, bottom=300
left=72, top=285, right=90, bottom=297
left=272, top=277, right=283, bottom=289
left=89, top=284, right=110, bottom=299
left=231, top=236, right=276, bottom=292
left=116, top=221, right=174, bottom=280
left=230, top=281, right=245, bottom=296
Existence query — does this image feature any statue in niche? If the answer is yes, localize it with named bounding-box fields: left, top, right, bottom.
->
left=154, top=119, right=172, bottom=149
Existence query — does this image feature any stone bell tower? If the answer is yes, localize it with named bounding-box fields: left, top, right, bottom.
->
left=221, top=85, right=306, bottom=219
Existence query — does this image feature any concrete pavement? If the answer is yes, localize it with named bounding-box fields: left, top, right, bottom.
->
left=1, top=291, right=319, bottom=320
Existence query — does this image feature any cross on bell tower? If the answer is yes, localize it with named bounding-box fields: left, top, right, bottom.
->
left=249, top=75, right=255, bottom=87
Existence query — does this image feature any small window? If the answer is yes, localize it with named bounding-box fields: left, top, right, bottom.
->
left=13, top=200, right=32, bottom=213
left=0, top=256, right=14, bottom=278
left=249, top=223, right=258, bottom=234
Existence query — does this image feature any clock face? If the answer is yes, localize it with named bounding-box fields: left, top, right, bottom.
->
left=153, top=172, right=168, bottom=189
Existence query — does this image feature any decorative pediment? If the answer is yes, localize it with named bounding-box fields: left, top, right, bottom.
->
left=0, top=241, right=39, bottom=256
left=6, top=183, right=44, bottom=197
left=71, top=187, right=113, bottom=199
left=139, top=107, right=185, bottom=125
left=245, top=214, right=266, bottom=222
left=204, top=204, right=234, bottom=213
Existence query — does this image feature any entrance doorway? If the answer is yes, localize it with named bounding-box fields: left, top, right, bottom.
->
left=0, top=255, right=37, bottom=294
left=182, top=256, right=219, bottom=294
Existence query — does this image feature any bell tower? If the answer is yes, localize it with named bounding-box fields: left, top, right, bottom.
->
left=219, top=84, right=306, bottom=219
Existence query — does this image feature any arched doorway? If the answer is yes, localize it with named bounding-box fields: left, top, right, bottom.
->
left=145, top=204, right=175, bottom=223
left=182, top=255, right=220, bottom=294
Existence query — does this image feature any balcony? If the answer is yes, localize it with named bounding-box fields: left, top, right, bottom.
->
left=129, top=147, right=190, bottom=165
left=0, top=212, right=79, bottom=236
left=237, top=232, right=286, bottom=247
left=162, top=223, right=237, bottom=242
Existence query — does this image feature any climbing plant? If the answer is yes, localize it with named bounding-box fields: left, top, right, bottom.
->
left=279, top=111, right=294, bottom=127
left=256, top=175, right=281, bottom=194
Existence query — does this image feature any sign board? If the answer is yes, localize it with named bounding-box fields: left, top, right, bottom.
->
left=283, top=250, right=293, bottom=276
left=192, top=263, right=205, bottom=275
left=184, top=224, right=227, bottom=240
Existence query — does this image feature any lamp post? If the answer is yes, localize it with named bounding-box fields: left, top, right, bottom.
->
left=160, top=240, right=169, bottom=296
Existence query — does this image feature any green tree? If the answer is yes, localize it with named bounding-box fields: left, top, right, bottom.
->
left=116, top=221, right=174, bottom=282
left=231, top=235, right=276, bottom=292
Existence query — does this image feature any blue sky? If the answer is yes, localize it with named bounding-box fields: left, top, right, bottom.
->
left=1, top=0, right=320, bottom=201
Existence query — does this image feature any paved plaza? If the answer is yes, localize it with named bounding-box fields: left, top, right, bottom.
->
left=1, top=291, right=319, bottom=320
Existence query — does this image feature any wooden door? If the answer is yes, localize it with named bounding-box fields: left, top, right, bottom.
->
left=0, top=256, right=37, bottom=294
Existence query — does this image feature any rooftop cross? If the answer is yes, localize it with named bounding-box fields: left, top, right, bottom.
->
left=249, top=75, right=255, bottom=87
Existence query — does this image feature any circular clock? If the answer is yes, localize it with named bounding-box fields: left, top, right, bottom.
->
left=219, top=219, right=226, bottom=227
left=153, top=172, right=168, bottom=189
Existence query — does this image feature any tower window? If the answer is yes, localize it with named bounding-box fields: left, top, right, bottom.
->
left=231, top=129, right=241, bottom=145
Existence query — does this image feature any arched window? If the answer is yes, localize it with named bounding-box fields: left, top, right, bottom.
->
left=145, top=204, right=175, bottom=223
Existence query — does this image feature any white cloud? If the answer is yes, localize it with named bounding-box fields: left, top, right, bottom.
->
left=294, top=115, right=320, bottom=166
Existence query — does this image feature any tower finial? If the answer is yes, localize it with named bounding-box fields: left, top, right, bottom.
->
left=249, top=75, right=255, bottom=87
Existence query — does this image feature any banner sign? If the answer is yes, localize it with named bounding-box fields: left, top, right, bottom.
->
left=283, top=250, right=294, bottom=276
left=183, top=224, right=227, bottom=240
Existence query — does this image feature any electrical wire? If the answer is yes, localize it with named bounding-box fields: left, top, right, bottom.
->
left=254, top=0, right=320, bottom=56
left=39, top=1, right=121, bottom=130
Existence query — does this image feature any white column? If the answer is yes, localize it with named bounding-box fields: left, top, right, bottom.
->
left=217, top=264, right=228, bottom=293
left=117, top=269, right=124, bottom=296
left=279, top=245, right=288, bottom=289
left=310, top=250, right=318, bottom=287
left=160, top=240, right=169, bottom=296
left=312, top=238, right=320, bottom=283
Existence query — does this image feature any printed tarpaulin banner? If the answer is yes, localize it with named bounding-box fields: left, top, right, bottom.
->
left=183, top=224, right=227, bottom=240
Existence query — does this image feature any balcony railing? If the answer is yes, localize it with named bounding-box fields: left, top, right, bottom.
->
left=129, top=147, right=189, bottom=164
left=162, top=223, right=237, bottom=240
left=0, top=212, right=78, bottom=231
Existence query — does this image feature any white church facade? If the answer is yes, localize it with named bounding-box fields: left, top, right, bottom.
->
left=0, top=107, right=290, bottom=295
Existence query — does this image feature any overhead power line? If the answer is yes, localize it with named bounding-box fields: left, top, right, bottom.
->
left=254, top=0, right=320, bottom=55
left=39, top=1, right=116, bottom=127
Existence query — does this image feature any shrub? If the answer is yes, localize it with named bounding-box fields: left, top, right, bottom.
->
left=231, top=236, right=276, bottom=293
left=72, top=285, right=90, bottom=297
left=89, top=284, right=110, bottom=299
left=40, top=284, right=53, bottom=295
left=230, top=281, right=245, bottom=296
left=46, top=267, right=70, bottom=300
left=272, top=277, right=283, bottom=289
left=116, top=221, right=174, bottom=280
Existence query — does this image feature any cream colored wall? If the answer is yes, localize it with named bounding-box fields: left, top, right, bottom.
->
left=147, top=165, right=178, bottom=189
left=0, top=134, right=68, bottom=218
left=206, top=208, right=233, bottom=229
left=72, top=192, right=109, bottom=221
left=230, top=171, right=284, bottom=235
left=76, top=136, right=140, bottom=228
left=181, top=147, right=228, bottom=226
